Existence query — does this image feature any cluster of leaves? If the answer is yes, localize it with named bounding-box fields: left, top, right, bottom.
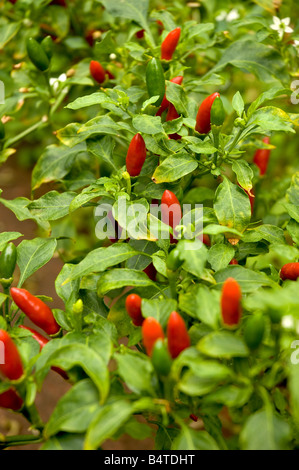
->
left=0, top=0, right=299, bottom=451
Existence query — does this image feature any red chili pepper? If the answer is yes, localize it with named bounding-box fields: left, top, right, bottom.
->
left=142, top=317, right=164, bottom=356
left=161, top=190, right=182, bottom=243
left=0, top=329, right=23, bottom=380
left=167, top=311, right=190, bottom=359
left=10, top=288, right=60, bottom=336
left=90, top=60, right=106, bottom=84
left=125, top=294, right=144, bottom=327
left=280, top=262, right=299, bottom=281
left=106, top=69, right=115, bottom=80
left=126, top=133, right=147, bottom=177
left=143, top=263, right=157, bottom=282
left=195, top=92, right=220, bottom=134
left=202, top=234, right=211, bottom=246
left=190, top=414, right=198, bottom=422
left=161, top=27, right=181, bottom=60
left=51, top=0, right=66, bottom=5
left=253, top=137, right=271, bottom=176
left=136, top=29, right=145, bottom=39
left=157, top=20, right=164, bottom=35
left=229, top=258, right=238, bottom=265
left=0, top=388, right=23, bottom=411
left=156, top=76, right=184, bottom=117
left=19, top=326, right=68, bottom=379
left=221, top=277, right=242, bottom=327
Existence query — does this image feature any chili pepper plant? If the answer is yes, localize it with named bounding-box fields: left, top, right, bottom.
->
left=0, top=0, right=298, bottom=451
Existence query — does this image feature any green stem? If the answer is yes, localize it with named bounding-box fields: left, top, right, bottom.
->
left=227, top=128, right=243, bottom=154
left=22, top=404, right=44, bottom=432
left=0, top=434, right=43, bottom=449
left=4, top=120, right=49, bottom=149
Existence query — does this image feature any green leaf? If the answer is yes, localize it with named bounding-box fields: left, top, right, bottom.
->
left=17, top=238, right=57, bottom=287
left=179, top=284, right=220, bottom=330
left=232, top=91, right=245, bottom=117
left=115, top=349, right=155, bottom=396
left=45, top=380, right=100, bottom=437
left=0, top=232, right=23, bottom=251
left=232, top=160, right=254, bottom=192
left=44, top=344, right=109, bottom=404
left=132, top=115, right=164, bottom=135
left=243, top=225, right=285, bottom=245
left=28, top=191, right=76, bottom=221
left=32, top=144, right=85, bottom=191
left=203, top=384, right=253, bottom=408
left=141, top=298, right=177, bottom=329
left=214, top=265, right=274, bottom=293
left=0, top=22, right=21, bottom=48
left=152, top=153, right=198, bottom=184
left=248, top=106, right=295, bottom=134
left=64, top=244, right=139, bottom=282
left=172, top=428, right=219, bottom=450
left=178, top=239, right=208, bottom=278
left=179, top=361, right=233, bottom=396
left=42, top=433, right=85, bottom=451
left=208, top=244, right=235, bottom=272
left=240, top=409, right=291, bottom=450
left=85, top=400, right=133, bottom=450
left=210, top=40, right=288, bottom=84
left=214, top=177, right=251, bottom=235
left=0, top=197, right=50, bottom=232
left=197, top=331, right=249, bottom=358
left=97, top=268, right=156, bottom=295
left=87, top=136, right=116, bottom=169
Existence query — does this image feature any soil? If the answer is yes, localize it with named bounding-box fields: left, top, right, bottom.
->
left=0, top=156, right=154, bottom=450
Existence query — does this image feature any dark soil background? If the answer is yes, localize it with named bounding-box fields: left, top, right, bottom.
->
left=0, top=156, right=154, bottom=450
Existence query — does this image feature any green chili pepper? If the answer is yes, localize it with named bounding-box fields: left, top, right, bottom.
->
left=210, top=96, right=225, bottom=128
left=244, top=314, right=266, bottom=350
left=0, top=243, right=17, bottom=281
left=151, top=339, right=172, bottom=376
left=41, top=35, right=54, bottom=60
left=146, top=58, right=165, bottom=107
left=27, top=37, right=50, bottom=72
left=166, top=248, right=183, bottom=271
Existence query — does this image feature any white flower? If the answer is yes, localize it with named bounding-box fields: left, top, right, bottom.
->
left=226, top=9, right=240, bottom=22
left=216, top=9, right=239, bottom=22
left=216, top=11, right=226, bottom=22
left=270, top=16, right=294, bottom=39
left=282, top=315, right=295, bottom=330
left=109, top=53, right=117, bottom=60
left=50, top=74, right=67, bottom=92
left=293, top=40, right=299, bottom=51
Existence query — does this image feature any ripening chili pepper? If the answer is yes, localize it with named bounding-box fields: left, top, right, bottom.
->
left=146, top=57, right=165, bottom=107
left=143, top=263, right=157, bottom=282
left=0, top=388, right=23, bottom=411
left=10, top=288, right=60, bottom=336
left=157, top=20, right=164, bottom=35
left=161, top=27, right=181, bottom=61
left=26, top=37, right=50, bottom=72
left=280, top=262, right=299, bottom=281
left=210, top=96, right=226, bottom=127
left=106, top=69, right=115, bottom=80
left=19, top=326, right=68, bottom=379
left=195, top=92, right=220, bottom=134
left=156, top=76, right=184, bottom=117
left=0, top=121, right=5, bottom=140
left=51, top=0, right=66, bottom=5
left=142, top=317, right=164, bottom=356
left=229, top=258, right=238, bottom=265
left=221, top=277, right=242, bottom=327
left=167, top=311, right=190, bottom=359
left=253, top=137, right=271, bottom=176
left=166, top=248, right=183, bottom=271
left=125, top=294, right=144, bottom=327
left=8, top=0, right=18, bottom=4
left=244, top=314, right=265, bottom=350
left=41, top=35, right=54, bottom=60
left=151, top=339, right=172, bottom=376
left=90, top=60, right=106, bottom=84
left=202, top=234, right=211, bottom=247
left=126, top=133, right=147, bottom=177
left=0, top=329, right=23, bottom=380
left=161, top=190, right=182, bottom=243
left=0, top=243, right=17, bottom=281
